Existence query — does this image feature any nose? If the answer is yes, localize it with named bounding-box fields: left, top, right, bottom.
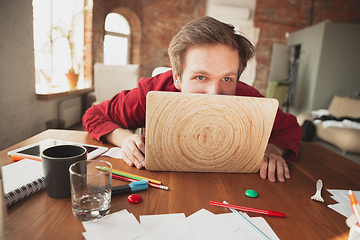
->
left=206, top=81, right=222, bottom=95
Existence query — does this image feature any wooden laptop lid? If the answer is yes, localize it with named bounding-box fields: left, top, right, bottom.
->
left=145, top=91, right=279, bottom=173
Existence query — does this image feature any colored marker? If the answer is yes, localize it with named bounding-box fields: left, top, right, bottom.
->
left=349, top=190, right=360, bottom=227
left=112, top=180, right=148, bottom=196
left=97, top=166, right=162, bottom=185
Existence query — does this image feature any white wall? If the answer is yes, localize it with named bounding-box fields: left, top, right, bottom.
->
left=0, top=0, right=72, bottom=151
left=287, top=22, right=325, bottom=115
left=287, top=21, right=360, bottom=116
left=315, top=22, right=360, bottom=109
left=206, top=0, right=256, bottom=19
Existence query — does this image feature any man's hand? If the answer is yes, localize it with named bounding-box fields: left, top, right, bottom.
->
left=104, top=128, right=145, bottom=169
left=121, top=134, right=145, bottom=169
left=260, top=144, right=290, bottom=183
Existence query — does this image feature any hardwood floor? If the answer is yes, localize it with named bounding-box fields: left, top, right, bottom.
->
left=313, top=137, right=360, bottom=165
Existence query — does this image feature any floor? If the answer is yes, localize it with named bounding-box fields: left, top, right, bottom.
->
left=68, top=123, right=360, bottom=166
left=312, top=137, right=360, bottom=165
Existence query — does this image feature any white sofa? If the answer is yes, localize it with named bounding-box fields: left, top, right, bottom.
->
left=297, top=96, right=360, bottom=154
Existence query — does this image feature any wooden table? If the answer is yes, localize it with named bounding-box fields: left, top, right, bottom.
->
left=1, top=130, right=360, bottom=240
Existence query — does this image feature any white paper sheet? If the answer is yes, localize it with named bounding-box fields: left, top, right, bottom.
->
left=82, top=209, right=147, bottom=240
left=189, top=212, right=245, bottom=240
left=140, top=213, right=194, bottom=240
left=187, top=208, right=215, bottom=225
left=82, top=208, right=280, bottom=240
left=101, top=147, right=123, bottom=159
left=327, top=190, right=360, bottom=217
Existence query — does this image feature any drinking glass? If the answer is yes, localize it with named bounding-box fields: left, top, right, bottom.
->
left=69, top=160, right=112, bottom=221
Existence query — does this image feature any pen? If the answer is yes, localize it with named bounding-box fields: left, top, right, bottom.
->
left=111, top=180, right=148, bottom=196
left=10, top=154, right=41, bottom=162
left=349, top=190, right=360, bottom=227
left=112, top=174, right=169, bottom=190
left=210, top=200, right=285, bottom=217
left=223, top=201, right=271, bottom=240
left=97, top=166, right=162, bottom=185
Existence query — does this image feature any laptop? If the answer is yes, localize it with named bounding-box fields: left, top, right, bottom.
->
left=145, top=91, right=279, bottom=173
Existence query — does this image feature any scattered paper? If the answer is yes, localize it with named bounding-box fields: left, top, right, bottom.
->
left=327, top=190, right=360, bottom=217
left=141, top=213, right=194, bottom=240
left=101, top=147, right=123, bottom=159
left=82, top=209, right=147, bottom=240
left=82, top=208, right=279, bottom=240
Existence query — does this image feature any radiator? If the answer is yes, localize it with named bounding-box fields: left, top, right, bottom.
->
left=59, top=96, right=82, bottom=128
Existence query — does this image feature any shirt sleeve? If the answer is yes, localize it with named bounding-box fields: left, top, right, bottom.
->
left=82, top=87, right=146, bottom=142
left=82, top=70, right=176, bottom=142
left=269, top=109, right=302, bottom=161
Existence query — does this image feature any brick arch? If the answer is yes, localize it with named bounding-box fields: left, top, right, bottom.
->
left=110, top=7, right=141, bottom=65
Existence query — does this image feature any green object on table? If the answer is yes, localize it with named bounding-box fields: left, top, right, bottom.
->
left=245, top=189, right=258, bottom=198
left=97, top=166, right=143, bottom=181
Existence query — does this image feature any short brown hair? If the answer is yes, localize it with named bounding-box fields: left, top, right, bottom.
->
left=168, top=16, right=255, bottom=80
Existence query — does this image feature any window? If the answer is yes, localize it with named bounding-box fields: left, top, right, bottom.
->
left=104, top=13, right=131, bottom=65
left=33, top=0, right=89, bottom=94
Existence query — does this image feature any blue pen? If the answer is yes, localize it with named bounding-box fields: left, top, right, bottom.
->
left=223, top=201, right=271, bottom=240
left=111, top=180, right=148, bottom=195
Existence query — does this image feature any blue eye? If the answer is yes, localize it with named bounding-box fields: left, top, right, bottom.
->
left=196, top=76, right=205, bottom=80
left=223, top=77, right=231, bottom=82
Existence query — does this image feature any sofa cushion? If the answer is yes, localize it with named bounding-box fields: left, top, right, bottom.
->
left=328, top=96, right=360, bottom=118
left=316, top=122, right=360, bottom=154
left=297, top=113, right=313, bottom=126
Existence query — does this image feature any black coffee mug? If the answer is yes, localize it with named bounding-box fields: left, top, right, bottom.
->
left=41, top=145, right=87, bottom=199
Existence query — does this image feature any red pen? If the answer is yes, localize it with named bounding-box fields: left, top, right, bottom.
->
left=210, top=200, right=285, bottom=217
left=349, top=190, right=360, bottom=227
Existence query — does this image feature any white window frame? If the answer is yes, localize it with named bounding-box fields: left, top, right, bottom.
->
left=103, top=13, right=131, bottom=65
left=33, top=0, right=86, bottom=94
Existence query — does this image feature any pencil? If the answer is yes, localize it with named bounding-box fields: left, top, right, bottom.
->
left=97, top=166, right=162, bottom=185
left=112, top=174, right=168, bottom=190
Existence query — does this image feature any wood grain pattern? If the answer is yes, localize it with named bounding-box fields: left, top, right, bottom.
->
left=145, top=91, right=279, bottom=173
left=2, top=130, right=360, bottom=240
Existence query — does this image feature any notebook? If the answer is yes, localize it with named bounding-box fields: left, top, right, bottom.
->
left=2, top=159, right=45, bottom=206
left=145, top=91, right=279, bottom=173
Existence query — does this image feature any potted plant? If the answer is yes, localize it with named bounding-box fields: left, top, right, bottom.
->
left=53, top=23, right=81, bottom=88
left=49, top=8, right=87, bottom=89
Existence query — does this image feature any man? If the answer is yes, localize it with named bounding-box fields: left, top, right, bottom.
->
left=83, top=16, right=302, bottom=182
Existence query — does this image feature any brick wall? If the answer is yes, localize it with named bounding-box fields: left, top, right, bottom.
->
left=90, top=0, right=206, bottom=79
left=87, top=0, right=360, bottom=95
left=253, top=0, right=360, bottom=95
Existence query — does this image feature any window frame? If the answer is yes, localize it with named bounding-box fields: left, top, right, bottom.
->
left=103, top=13, right=131, bottom=65
left=33, top=0, right=92, bottom=99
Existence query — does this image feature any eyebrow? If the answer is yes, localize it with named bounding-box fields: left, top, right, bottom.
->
left=190, top=70, right=238, bottom=76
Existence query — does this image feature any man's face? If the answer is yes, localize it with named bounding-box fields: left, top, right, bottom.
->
left=173, top=44, right=239, bottom=95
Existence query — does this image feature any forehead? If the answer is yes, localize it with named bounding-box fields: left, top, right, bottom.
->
left=183, top=44, right=239, bottom=75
